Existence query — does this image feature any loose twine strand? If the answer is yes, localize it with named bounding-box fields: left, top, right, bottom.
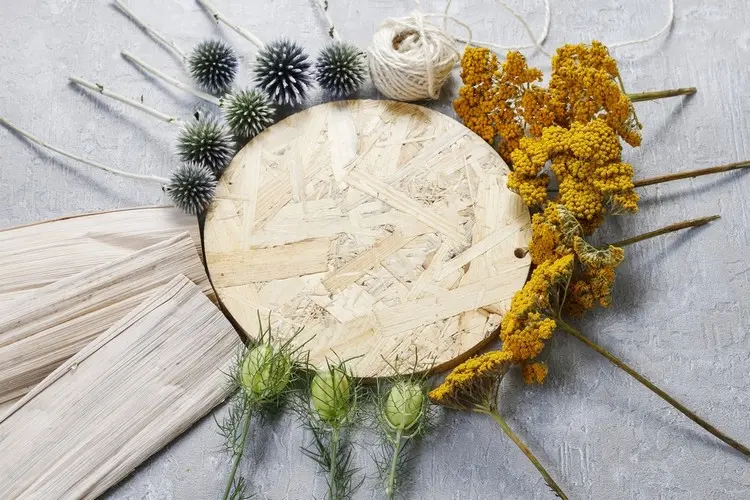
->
left=368, top=0, right=676, bottom=101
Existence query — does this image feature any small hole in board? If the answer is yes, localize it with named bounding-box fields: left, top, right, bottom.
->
left=514, top=247, right=529, bottom=258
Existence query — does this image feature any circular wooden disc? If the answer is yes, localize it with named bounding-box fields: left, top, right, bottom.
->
left=204, top=100, right=531, bottom=378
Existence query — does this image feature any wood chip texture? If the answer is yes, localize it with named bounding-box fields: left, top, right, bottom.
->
left=204, top=100, right=532, bottom=377
left=0, top=232, right=212, bottom=405
left=0, top=275, right=241, bottom=500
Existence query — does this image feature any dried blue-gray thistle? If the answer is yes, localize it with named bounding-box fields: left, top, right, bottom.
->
left=176, top=118, right=234, bottom=175
left=164, top=162, right=217, bottom=214
left=315, top=41, right=366, bottom=98
left=254, top=38, right=313, bottom=106
left=220, top=89, right=275, bottom=142
left=188, top=39, right=239, bottom=95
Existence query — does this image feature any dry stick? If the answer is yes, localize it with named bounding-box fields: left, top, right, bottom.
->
left=627, top=87, right=696, bottom=103
left=69, top=76, right=185, bottom=127
left=475, top=406, right=569, bottom=499
left=633, top=160, right=750, bottom=188
left=195, top=0, right=265, bottom=49
left=121, top=51, right=221, bottom=106
left=113, top=0, right=187, bottom=63
left=0, top=117, right=168, bottom=184
left=608, top=215, right=719, bottom=248
left=556, top=319, right=750, bottom=457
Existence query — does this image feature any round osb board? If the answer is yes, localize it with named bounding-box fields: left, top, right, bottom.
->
left=204, top=100, right=531, bottom=378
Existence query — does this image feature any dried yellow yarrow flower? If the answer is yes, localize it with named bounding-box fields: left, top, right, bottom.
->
left=564, top=238, right=625, bottom=317
left=529, top=202, right=583, bottom=265
left=509, top=119, right=639, bottom=232
left=428, top=351, right=513, bottom=410
left=522, top=362, right=549, bottom=384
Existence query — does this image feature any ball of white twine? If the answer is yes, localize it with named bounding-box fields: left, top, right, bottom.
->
left=368, top=12, right=460, bottom=102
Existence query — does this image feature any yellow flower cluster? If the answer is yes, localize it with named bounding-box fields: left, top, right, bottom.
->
left=522, top=362, right=549, bottom=384
left=510, top=119, right=639, bottom=232
left=428, top=351, right=513, bottom=409
left=453, top=47, right=553, bottom=161
left=564, top=239, right=625, bottom=317
left=499, top=254, right=574, bottom=362
left=529, top=203, right=583, bottom=265
left=549, top=41, right=642, bottom=147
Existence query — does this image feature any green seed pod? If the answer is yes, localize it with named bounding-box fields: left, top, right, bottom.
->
left=384, top=381, right=425, bottom=431
left=311, top=368, right=351, bottom=425
left=240, top=344, right=292, bottom=400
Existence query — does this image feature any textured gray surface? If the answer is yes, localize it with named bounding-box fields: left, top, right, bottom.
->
left=1, top=0, right=749, bottom=499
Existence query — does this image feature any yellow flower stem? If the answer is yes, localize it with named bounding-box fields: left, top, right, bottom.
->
left=633, top=160, right=750, bottom=187
left=556, top=319, right=750, bottom=457
left=607, top=215, right=719, bottom=248
left=627, top=87, right=697, bottom=102
left=222, top=408, right=252, bottom=500
left=475, top=406, right=569, bottom=499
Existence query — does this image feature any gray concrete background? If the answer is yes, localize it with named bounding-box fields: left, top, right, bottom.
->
left=1, top=0, right=749, bottom=498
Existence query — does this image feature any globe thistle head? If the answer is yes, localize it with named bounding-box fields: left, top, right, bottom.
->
left=221, top=88, right=275, bottom=143
left=254, top=38, right=312, bottom=106
left=188, top=39, right=239, bottom=95
left=315, top=41, right=366, bottom=98
left=165, top=162, right=217, bottom=215
left=176, top=118, right=235, bottom=175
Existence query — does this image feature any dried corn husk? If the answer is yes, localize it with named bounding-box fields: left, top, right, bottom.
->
left=0, top=206, right=200, bottom=307
left=0, top=275, right=241, bottom=499
left=0, top=232, right=211, bottom=405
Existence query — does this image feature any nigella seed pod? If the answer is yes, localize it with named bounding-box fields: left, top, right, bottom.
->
left=221, top=88, right=275, bottom=142
left=384, top=381, right=425, bottom=431
left=254, top=38, right=312, bottom=106
left=315, top=41, right=367, bottom=98
left=164, top=162, right=217, bottom=215
left=311, top=368, right=351, bottom=425
left=176, top=118, right=235, bottom=175
left=240, top=344, right=292, bottom=401
left=188, top=39, right=239, bottom=95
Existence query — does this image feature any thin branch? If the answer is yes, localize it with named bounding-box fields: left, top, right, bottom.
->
left=633, top=160, right=750, bottom=187
left=313, top=0, right=341, bottom=41
left=607, top=215, right=719, bottom=248
left=627, top=87, right=696, bottom=103
left=0, top=117, right=168, bottom=184
left=121, top=50, right=221, bottom=106
left=69, top=76, right=184, bottom=126
left=195, top=0, right=265, bottom=49
left=113, top=0, right=187, bottom=61
left=557, top=319, right=750, bottom=457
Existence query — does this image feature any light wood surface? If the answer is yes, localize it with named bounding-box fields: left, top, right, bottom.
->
left=0, top=233, right=212, bottom=405
left=0, top=206, right=200, bottom=307
left=0, top=275, right=241, bottom=500
left=204, top=100, right=531, bottom=377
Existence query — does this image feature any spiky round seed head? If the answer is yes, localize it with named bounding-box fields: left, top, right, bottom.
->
left=315, top=41, right=367, bottom=98
left=221, top=88, right=275, bottom=142
left=188, top=39, right=239, bottom=95
left=176, top=118, right=234, bottom=175
left=254, top=38, right=312, bottom=106
left=384, top=381, right=425, bottom=431
left=311, top=368, right=351, bottom=425
left=165, top=162, right=217, bottom=214
left=240, top=344, right=292, bottom=402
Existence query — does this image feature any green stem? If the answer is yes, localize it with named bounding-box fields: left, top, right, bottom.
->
left=557, top=319, right=750, bottom=457
left=475, top=407, right=569, bottom=499
left=607, top=215, right=719, bottom=248
left=633, top=160, right=750, bottom=187
left=385, top=429, right=403, bottom=500
left=329, top=427, right=340, bottom=500
left=222, top=408, right=252, bottom=500
left=627, top=87, right=697, bottom=103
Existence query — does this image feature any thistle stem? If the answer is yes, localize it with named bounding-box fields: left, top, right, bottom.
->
left=222, top=408, right=252, bottom=500
left=195, top=0, right=266, bottom=50
left=121, top=50, right=221, bottom=106
left=329, top=427, right=340, bottom=500
left=69, top=76, right=184, bottom=126
left=633, top=160, right=750, bottom=187
left=385, top=429, right=403, bottom=500
left=556, top=319, right=750, bottom=457
left=607, top=215, right=719, bottom=248
left=627, top=87, right=697, bottom=103
left=475, top=407, right=568, bottom=499
left=313, top=0, right=341, bottom=41
left=113, top=0, right=187, bottom=61
left=0, top=117, right=168, bottom=184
